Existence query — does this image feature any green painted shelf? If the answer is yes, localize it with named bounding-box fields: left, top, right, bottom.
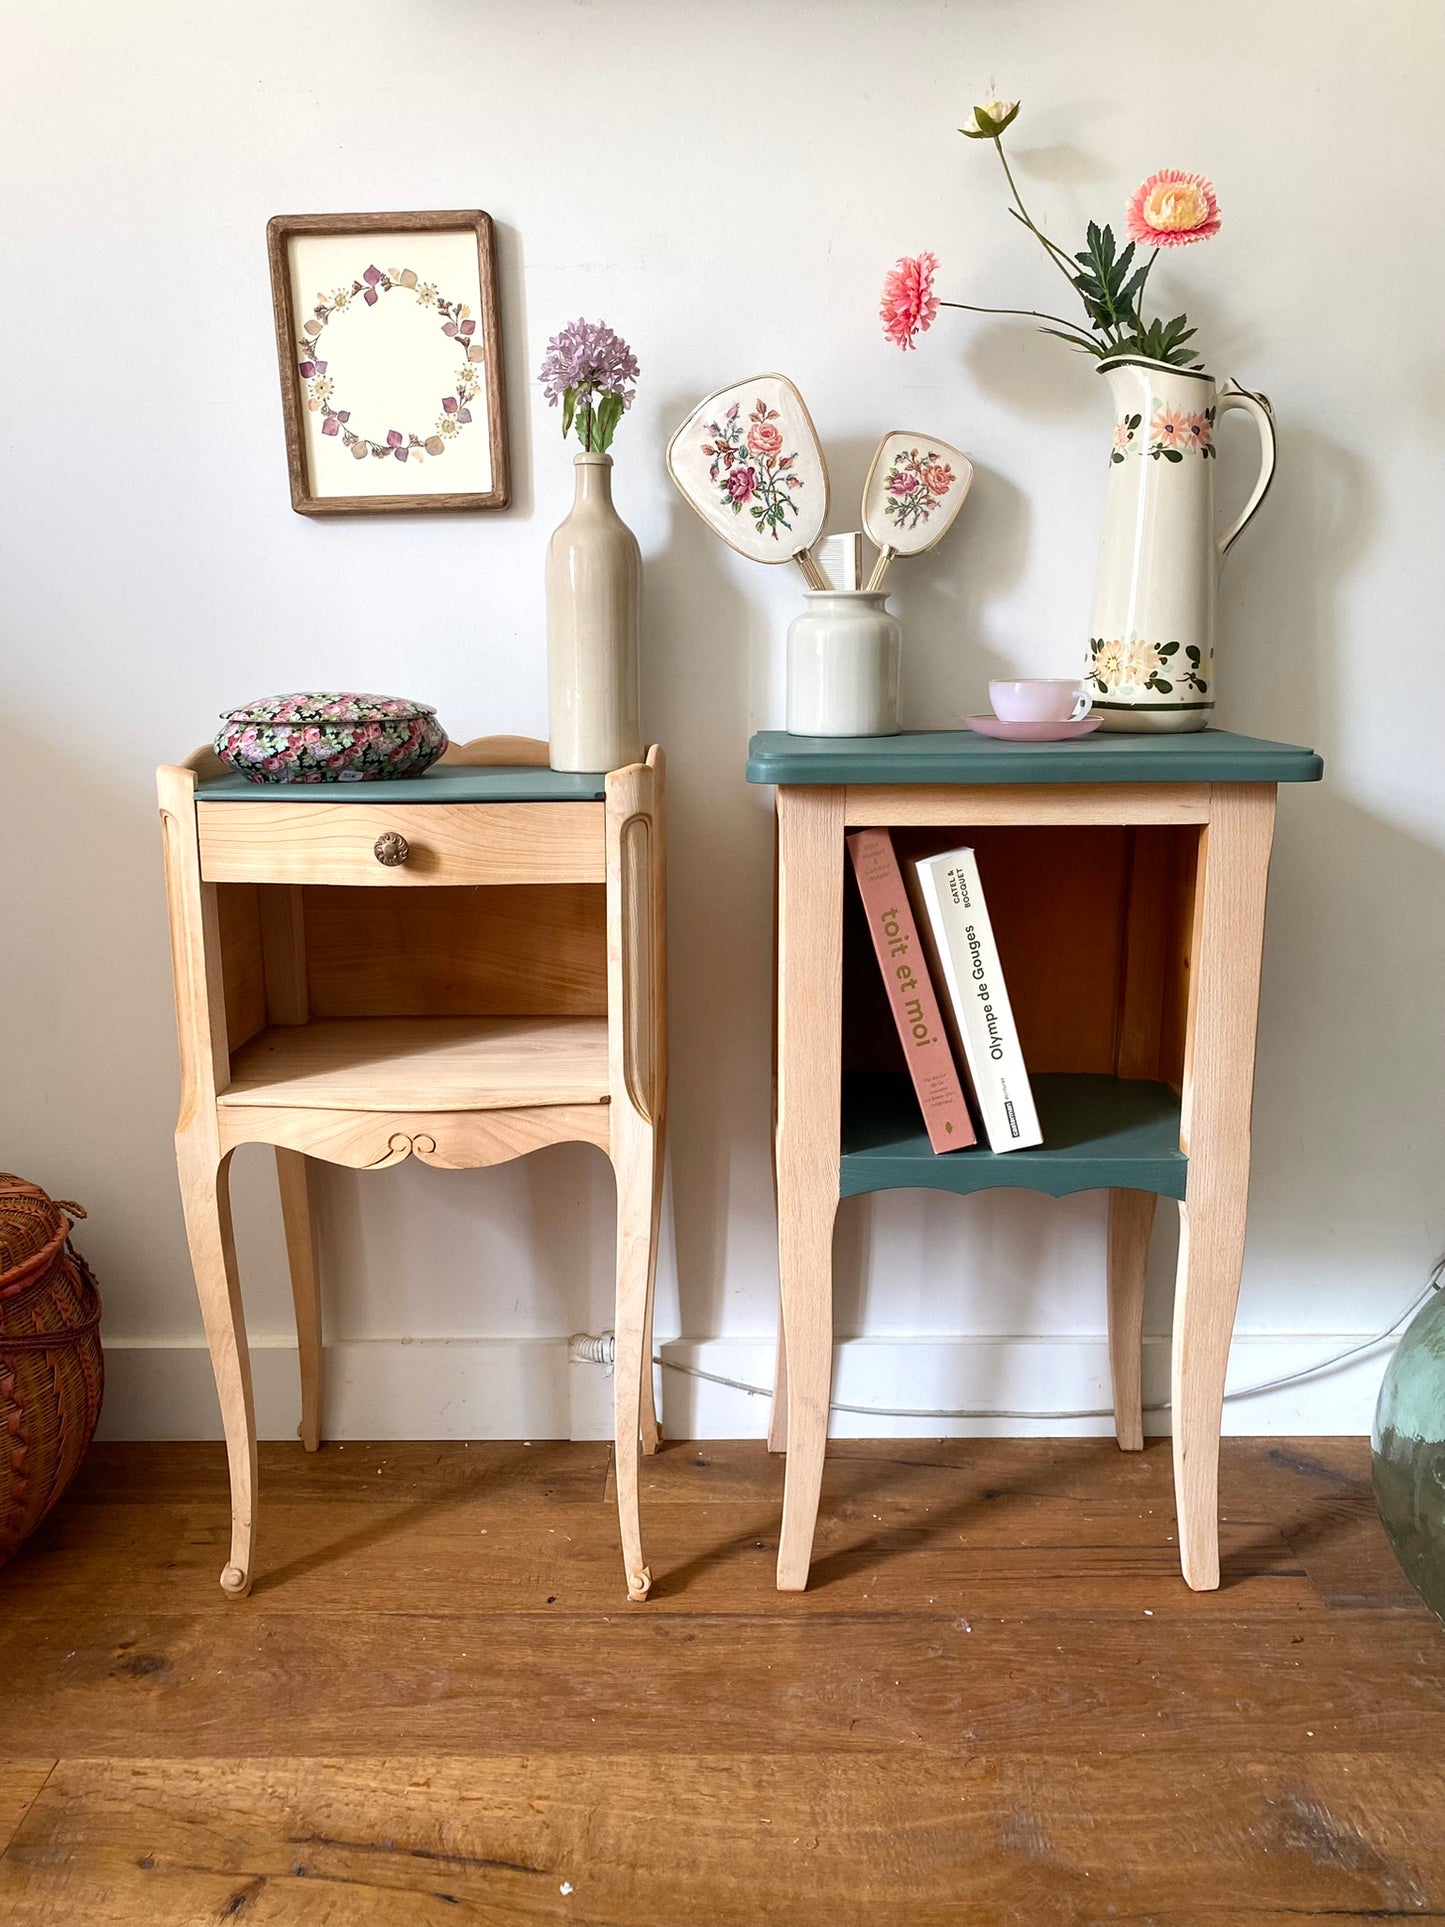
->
left=840, top=1071, right=1187, bottom=1201
left=746, top=727, right=1323, bottom=788
left=196, top=765, right=608, bottom=804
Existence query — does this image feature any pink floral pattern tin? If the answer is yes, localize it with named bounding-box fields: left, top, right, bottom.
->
left=214, top=693, right=449, bottom=784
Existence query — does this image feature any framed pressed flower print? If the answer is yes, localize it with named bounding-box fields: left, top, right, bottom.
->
left=266, top=210, right=509, bottom=515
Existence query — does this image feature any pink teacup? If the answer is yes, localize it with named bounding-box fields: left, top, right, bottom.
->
left=989, top=679, right=1093, bottom=724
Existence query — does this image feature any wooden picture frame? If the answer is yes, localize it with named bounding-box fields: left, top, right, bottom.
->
left=266, top=210, right=510, bottom=516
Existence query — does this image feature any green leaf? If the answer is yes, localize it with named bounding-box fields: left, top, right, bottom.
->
left=1039, top=327, right=1104, bottom=355
left=594, top=391, right=624, bottom=452
left=562, top=387, right=577, bottom=439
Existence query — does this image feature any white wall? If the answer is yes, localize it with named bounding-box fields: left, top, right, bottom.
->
left=3, top=0, right=1441, bottom=1441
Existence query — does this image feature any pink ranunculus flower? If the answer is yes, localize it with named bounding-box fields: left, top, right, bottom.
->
left=747, top=420, right=783, bottom=457
left=727, top=465, right=758, bottom=504
left=1126, top=169, right=1221, bottom=248
left=923, top=462, right=955, bottom=495
left=880, top=251, right=939, bottom=350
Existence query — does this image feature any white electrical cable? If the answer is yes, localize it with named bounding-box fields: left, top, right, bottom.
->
left=650, top=1261, right=1443, bottom=1423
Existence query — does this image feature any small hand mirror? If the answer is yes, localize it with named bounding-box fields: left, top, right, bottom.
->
left=861, top=431, right=974, bottom=589
left=668, top=374, right=830, bottom=584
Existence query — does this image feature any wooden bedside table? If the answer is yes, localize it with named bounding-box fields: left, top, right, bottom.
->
left=747, top=727, right=1323, bottom=1593
left=157, top=735, right=666, bottom=1603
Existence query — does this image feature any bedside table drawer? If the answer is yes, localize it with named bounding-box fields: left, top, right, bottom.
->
left=197, top=800, right=605, bottom=886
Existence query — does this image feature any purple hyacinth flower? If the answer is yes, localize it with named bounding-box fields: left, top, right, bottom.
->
left=536, top=318, right=640, bottom=410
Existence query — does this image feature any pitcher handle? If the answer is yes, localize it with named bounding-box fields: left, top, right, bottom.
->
left=1215, top=380, right=1276, bottom=560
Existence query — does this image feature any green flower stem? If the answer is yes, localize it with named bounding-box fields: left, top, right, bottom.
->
left=992, top=137, right=1081, bottom=287
left=938, top=299, right=1099, bottom=347
left=1130, top=247, right=1160, bottom=335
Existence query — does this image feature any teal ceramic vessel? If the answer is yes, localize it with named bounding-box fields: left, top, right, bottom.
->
left=1372, top=1282, right=1445, bottom=1624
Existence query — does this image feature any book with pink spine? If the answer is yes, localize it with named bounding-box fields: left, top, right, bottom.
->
left=847, top=830, right=976, bottom=1153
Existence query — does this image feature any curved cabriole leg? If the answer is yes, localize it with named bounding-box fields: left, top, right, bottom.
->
left=276, top=1147, right=323, bottom=1453
left=177, top=1138, right=256, bottom=1599
left=1171, top=1185, right=1248, bottom=1589
left=773, top=785, right=844, bottom=1592
left=605, top=749, right=667, bottom=1598
left=612, top=1116, right=656, bottom=1601
left=639, top=1127, right=665, bottom=1456
left=1172, top=782, right=1276, bottom=1590
left=766, top=923, right=788, bottom=1456
left=767, top=1311, right=789, bottom=1455
left=1107, top=1188, right=1157, bottom=1452
left=775, top=1171, right=836, bottom=1590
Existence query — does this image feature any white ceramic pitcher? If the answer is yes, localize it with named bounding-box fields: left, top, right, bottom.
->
left=1084, top=357, right=1275, bottom=733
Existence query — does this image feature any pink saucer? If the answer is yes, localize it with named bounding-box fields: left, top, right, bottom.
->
left=965, top=714, right=1103, bottom=743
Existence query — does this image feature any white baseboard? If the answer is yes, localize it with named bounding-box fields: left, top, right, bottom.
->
left=96, top=1330, right=1389, bottom=1442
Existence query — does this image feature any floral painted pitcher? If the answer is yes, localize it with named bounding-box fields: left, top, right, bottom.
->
left=1085, top=357, right=1275, bottom=732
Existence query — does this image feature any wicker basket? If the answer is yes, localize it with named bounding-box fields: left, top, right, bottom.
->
left=0, top=1173, right=104, bottom=1569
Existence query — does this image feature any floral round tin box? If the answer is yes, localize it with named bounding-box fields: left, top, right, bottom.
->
left=214, top=693, right=449, bottom=784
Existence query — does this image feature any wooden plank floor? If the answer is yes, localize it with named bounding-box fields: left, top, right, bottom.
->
left=0, top=1437, right=1440, bottom=1922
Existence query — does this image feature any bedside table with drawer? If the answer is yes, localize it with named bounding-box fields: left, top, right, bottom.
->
left=157, top=734, right=667, bottom=1602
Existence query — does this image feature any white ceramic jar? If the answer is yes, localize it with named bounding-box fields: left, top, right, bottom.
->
left=785, top=590, right=901, bottom=737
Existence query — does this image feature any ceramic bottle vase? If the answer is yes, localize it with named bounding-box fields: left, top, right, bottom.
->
left=786, top=589, right=901, bottom=737
left=1085, top=357, right=1276, bottom=733
left=546, top=452, right=643, bottom=772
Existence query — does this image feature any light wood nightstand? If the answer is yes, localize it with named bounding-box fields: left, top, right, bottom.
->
left=157, top=735, right=666, bottom=1603
left=747, top=727, right=1323, bottom=1594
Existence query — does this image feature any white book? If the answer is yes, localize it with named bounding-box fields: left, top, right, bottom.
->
left=911, top=847, right=1042, bottom=1152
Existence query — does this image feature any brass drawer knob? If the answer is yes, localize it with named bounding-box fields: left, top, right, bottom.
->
left=373, top=831, right=410, bottom=867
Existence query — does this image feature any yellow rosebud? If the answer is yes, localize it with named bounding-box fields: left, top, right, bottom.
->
left=960, top=97, right=1020, bottom=139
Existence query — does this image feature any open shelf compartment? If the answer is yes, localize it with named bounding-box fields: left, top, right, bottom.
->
left=841, top=1070, right=1184, bottom=1199
left=839, top=819, right=1200, bottom=1196
left=220, top=1014, right=609, bottom=1113
left=212, top=877, right=609, bottom=1114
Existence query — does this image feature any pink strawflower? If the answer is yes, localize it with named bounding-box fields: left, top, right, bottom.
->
left=1126, top=170, right=1221, bottom=248
left=880, top=252, right=939, bottom=350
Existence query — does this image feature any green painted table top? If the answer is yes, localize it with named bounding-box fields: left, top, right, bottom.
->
left=746, top=728, right=1323, bottom=787
left=196, top=765, right=607, bottom=804
left=840, top=1072, right=1187, bottom=1201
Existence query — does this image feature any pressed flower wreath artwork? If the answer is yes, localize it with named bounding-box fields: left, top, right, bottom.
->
left=267, top=211, right=509, bottom=515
